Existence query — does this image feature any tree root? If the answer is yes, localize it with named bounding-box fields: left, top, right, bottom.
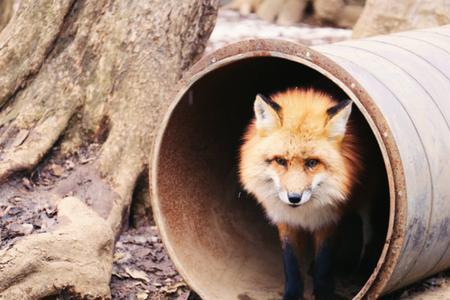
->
left=0, top=197, right=114, bottom=300
left=0, top=106, right=76, bottom=182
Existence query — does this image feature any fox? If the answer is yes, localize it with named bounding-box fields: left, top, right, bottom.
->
left=239, top=88, right=375, bottom=300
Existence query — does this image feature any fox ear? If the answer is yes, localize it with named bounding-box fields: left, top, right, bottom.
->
left=326, top=99, right=352, bottom=140
left=254, top=94, right=281, bottom=134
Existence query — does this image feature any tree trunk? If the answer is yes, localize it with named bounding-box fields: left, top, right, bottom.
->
left=0, top=0, right=218, bottom=299
left=353, top=0, right=450, bottom=38
left=0, top=0, right=16, bottom=32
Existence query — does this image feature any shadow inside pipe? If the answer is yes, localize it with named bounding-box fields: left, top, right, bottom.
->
left=156, top=57, right=389, bottom=299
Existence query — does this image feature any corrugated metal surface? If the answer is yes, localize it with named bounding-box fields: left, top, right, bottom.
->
left=152, top=25, right=450, bottom=299
left=315, top=25, right=450, bottom=292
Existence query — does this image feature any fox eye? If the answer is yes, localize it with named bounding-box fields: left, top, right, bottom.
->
left=274, top=157, right=288, bottom=167
left=305, top=158, right=319, bottom=169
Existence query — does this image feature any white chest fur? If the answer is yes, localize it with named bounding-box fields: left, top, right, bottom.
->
left=261, top=196, right=341, bottom=231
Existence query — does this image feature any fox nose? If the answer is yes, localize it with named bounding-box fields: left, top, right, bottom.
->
left=287, top=192, right=302, bottom=204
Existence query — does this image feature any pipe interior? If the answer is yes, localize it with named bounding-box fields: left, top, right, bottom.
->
left=156, top=57, right=390, bottom=299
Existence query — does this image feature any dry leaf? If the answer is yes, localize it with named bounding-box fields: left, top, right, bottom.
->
left=112, top=269, right=124, bottom=279
left=113, top=252, right=126, bottom=262
left=125, top=267, right=150, bottom=283
left=160, top=281, right=187, bottom=294
left=136, top=291, right=149, bottom=300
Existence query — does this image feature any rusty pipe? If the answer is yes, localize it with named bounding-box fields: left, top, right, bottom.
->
left=152, top=25, right=450, bottom=299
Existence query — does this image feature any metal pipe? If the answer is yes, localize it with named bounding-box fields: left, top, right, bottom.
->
left=152, top=25, right=450, bottom=299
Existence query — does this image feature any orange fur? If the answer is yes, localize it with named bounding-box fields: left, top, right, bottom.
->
left=239, top=88, right=363, bottom=231
left=239, top=88, right=380, bottom=299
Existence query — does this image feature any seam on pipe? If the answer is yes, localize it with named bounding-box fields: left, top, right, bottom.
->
left=364, top=39, right=450, bottom=129
left=393, top=34, right=450, bottom=56
left=419, top=30, right=450, bottom=39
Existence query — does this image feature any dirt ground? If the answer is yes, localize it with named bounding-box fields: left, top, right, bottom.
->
left=2, top=8, right=450, bottom=300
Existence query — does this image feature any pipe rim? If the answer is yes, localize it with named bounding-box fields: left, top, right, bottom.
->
left=151, top=39, right=408, bottom=299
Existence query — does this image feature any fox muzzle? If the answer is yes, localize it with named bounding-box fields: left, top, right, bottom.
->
left=287, top=190, right=312, bottom=206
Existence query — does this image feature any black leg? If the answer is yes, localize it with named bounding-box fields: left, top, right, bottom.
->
left=282, top=239, right=303, bottom=300
left=313, top=239, right=335, bottom=300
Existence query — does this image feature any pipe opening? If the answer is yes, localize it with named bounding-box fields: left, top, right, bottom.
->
left=155, top=56, right=390, bottom=299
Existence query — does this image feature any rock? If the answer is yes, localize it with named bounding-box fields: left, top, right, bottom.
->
left=353, top=0, right=450, bottom=38
left=312, top=0, right=365, bottom=29
left=313, top=0, right=345, bottom=21
left=335, top=4, right=364, bottom=28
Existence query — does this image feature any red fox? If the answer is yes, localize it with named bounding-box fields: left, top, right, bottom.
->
left=239, top=88, right=374, bottom=300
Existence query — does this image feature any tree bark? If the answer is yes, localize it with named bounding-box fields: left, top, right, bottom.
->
left=353, top=0, right=450, bottom=38
left=0, top=0, right=15, bottom=32
left=0, top=0, right=218, bottom=299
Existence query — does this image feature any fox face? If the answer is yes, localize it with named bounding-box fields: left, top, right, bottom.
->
left=239, top=89, right=361, bottom=229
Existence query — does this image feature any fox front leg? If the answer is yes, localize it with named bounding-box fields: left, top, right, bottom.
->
left=278, top=224, right=306, bottom=300
left=282, top=240, right=303, bottom=300
left=313, top=226, right=338, bottom=300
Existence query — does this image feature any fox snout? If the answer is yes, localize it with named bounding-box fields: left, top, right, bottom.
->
left=279, top=189, right=313, bottom=206
left=287, top=192, right=301, bottom=204
left=275, top=170, right=315, bottom=206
